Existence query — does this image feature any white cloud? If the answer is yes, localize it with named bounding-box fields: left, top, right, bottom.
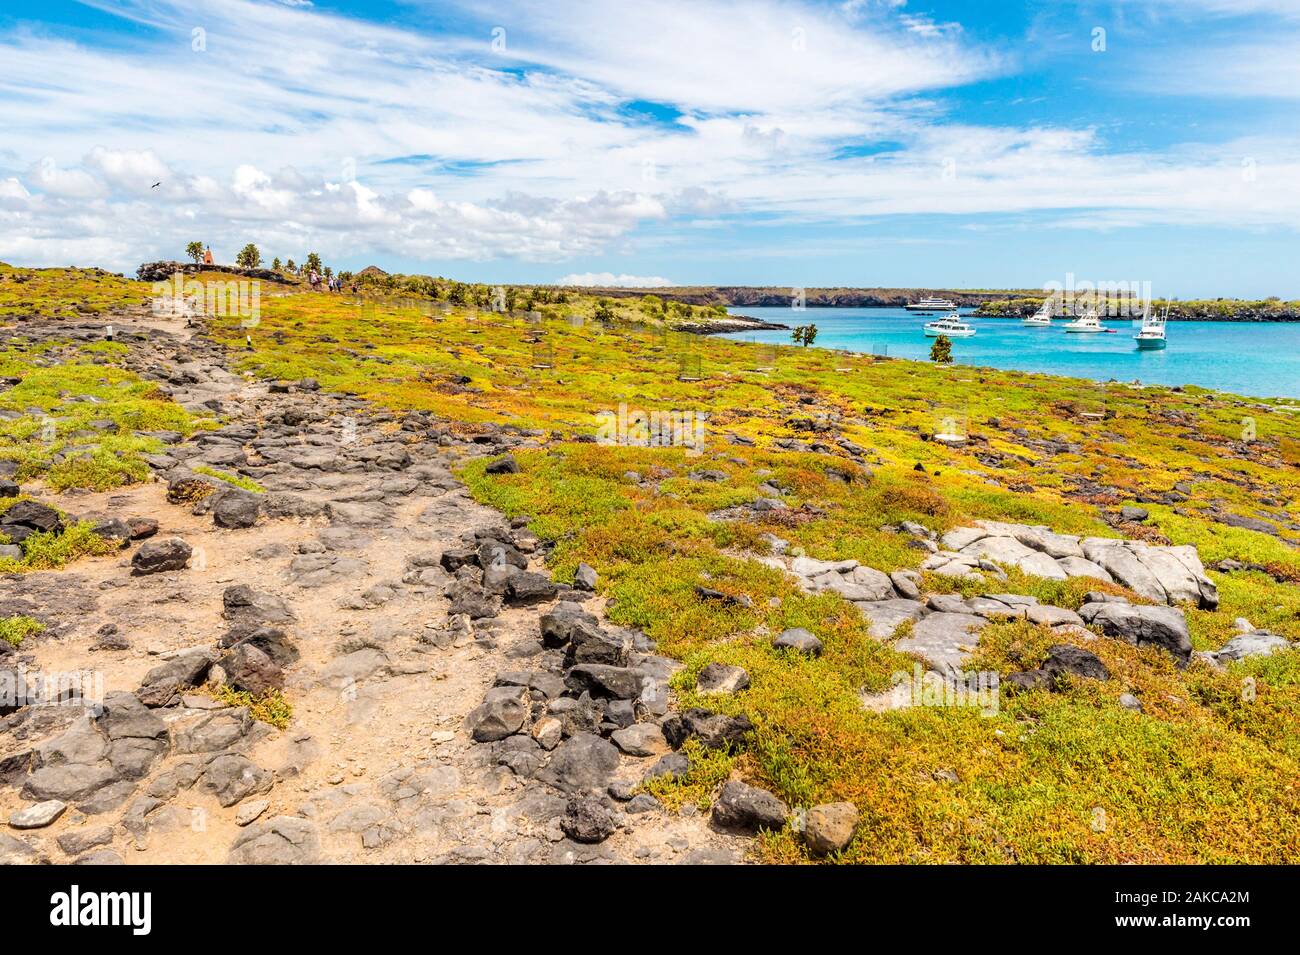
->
left=28, top=158, right=103, bottom=199
left=0, top=0, right=1295, bottom=276
left=84, top=147, right=172, bottom=193
left=557, top=272, right=676, bottom=287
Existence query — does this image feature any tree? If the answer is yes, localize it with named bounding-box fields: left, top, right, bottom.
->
left=285, top=258, right=296, bottom=273
left=304, top=252, right=323, bottom=275
left=792, top=324, right=818, bottom=346
left=593, top=298, right=617, bottom=322
left=271, top=257, right=281, bottom=272
left=930, top=334, right=953, bottom=364
left=185, top=241, right=204, bottom=264
left=236, top=244, right=262, bottom=269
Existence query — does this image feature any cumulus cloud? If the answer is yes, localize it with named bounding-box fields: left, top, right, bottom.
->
left=0, top=0, right=1295, bottom=275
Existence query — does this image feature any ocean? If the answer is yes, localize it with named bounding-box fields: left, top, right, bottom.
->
left=721, top=307, right=1300, bottom=400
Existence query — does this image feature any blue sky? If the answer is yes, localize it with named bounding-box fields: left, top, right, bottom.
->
left=1, top=0, right=1299, bottom=296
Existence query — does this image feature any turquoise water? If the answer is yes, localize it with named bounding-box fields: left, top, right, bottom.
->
left=722, top=307, right=1300, bottom=400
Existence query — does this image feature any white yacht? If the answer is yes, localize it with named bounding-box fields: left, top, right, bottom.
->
left=906, top=296, right=958, bottom=312
left=1022, top=300, right=1053, bottom=327
left=1063, top=307, right=1106, bottom=334
left=924, top=315, right=976, bottom=338
left=1134, top=307, right=1168, bottom=349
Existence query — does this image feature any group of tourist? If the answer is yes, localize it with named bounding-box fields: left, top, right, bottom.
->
left=307, top=270, right=349, bottom=293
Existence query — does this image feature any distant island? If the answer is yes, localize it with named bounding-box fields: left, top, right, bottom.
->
left=562, top=285, right=1300, bottom=321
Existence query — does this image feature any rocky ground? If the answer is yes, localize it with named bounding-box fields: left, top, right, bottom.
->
left=2, top=312, right=1293, bottom=867
left=0, top=314, right=754, bottom=865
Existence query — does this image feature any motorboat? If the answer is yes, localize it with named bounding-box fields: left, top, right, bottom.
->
left=1134, top=307, right=1168, bottom=349
left=1022, top=300, right=1053, bottom=327
left=906, top=296, right=958, bottom=313
left=1063, top=307, right=1106, bottom=333
left=924, top=315, right=976, bottom=338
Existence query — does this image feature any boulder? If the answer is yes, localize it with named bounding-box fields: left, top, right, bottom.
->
left=504, top=572, right=558, bottom=606
left=1079, top=602, right=1192, bottom=665
left=137, top=649, right=212, bottom=706
left=540, top=601, right=599, bottom=648
left=566, top=621, right=630, bottom=667
left=223, top=583, right=296, bottom=624
left=1080, top=541, right=1167, bottom=604
left=1214, top=631, right=1290, bottom=664
left=485, top=455, right=520, bottom=475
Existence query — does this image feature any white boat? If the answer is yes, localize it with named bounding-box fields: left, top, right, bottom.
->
left=906, top=296, right=958, bottom=312
left=1134, top=307, right=1168, bottom=349
left=924, top=315, right=976, bottom=338
left=1063, top=307, right=1107, bottom=333
left=1022, top=301, right=1053, bottom=327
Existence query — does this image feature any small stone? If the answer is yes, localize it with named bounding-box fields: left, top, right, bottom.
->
left=625, top=793, right=660, bottom=814
left=1040, top=644, right=1109, bottom=682
left=531, top=716, right=563, bottom=751
left=465, top=685, right=529, bottom=742
left=236, top=799, right=270, bottom=827
left=1120, top=506, right=1149, bottom=523
left=804, top=802, right=859, bottom=855
left=131, top=537, right=192, bottom=575
left=485, top=455, right=520, bottom=475
left=696, top=662, right=750, bottom=695
left=643, top=752, right=690, bottom=784
left=560, top=796, right=616, bottom=843
left=773, top=627, right=823, bottom=656
left=610, top=722, right=669, bottom=757
left=1118, top=693, right=1143, bottom=713
left=574, top=563, right=598, bottom=591
left=56, top=825, right=113, bottom=855
left=711, top=780, right=787, bottom=832
left=9, top=799, right=68, bottom=829
left=889, top=570, right=921, bottom=600
left=213, top=492, right=261, bottom=529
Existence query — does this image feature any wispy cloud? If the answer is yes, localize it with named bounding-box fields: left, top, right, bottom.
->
left=0, top=0, right=1295, bottom=275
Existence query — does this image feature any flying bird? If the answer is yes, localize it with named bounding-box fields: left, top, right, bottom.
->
left=151, top=181, right=162, bottom=189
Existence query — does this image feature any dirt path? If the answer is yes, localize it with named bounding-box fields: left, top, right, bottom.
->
left=0, top=314, right=745, bottom=865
